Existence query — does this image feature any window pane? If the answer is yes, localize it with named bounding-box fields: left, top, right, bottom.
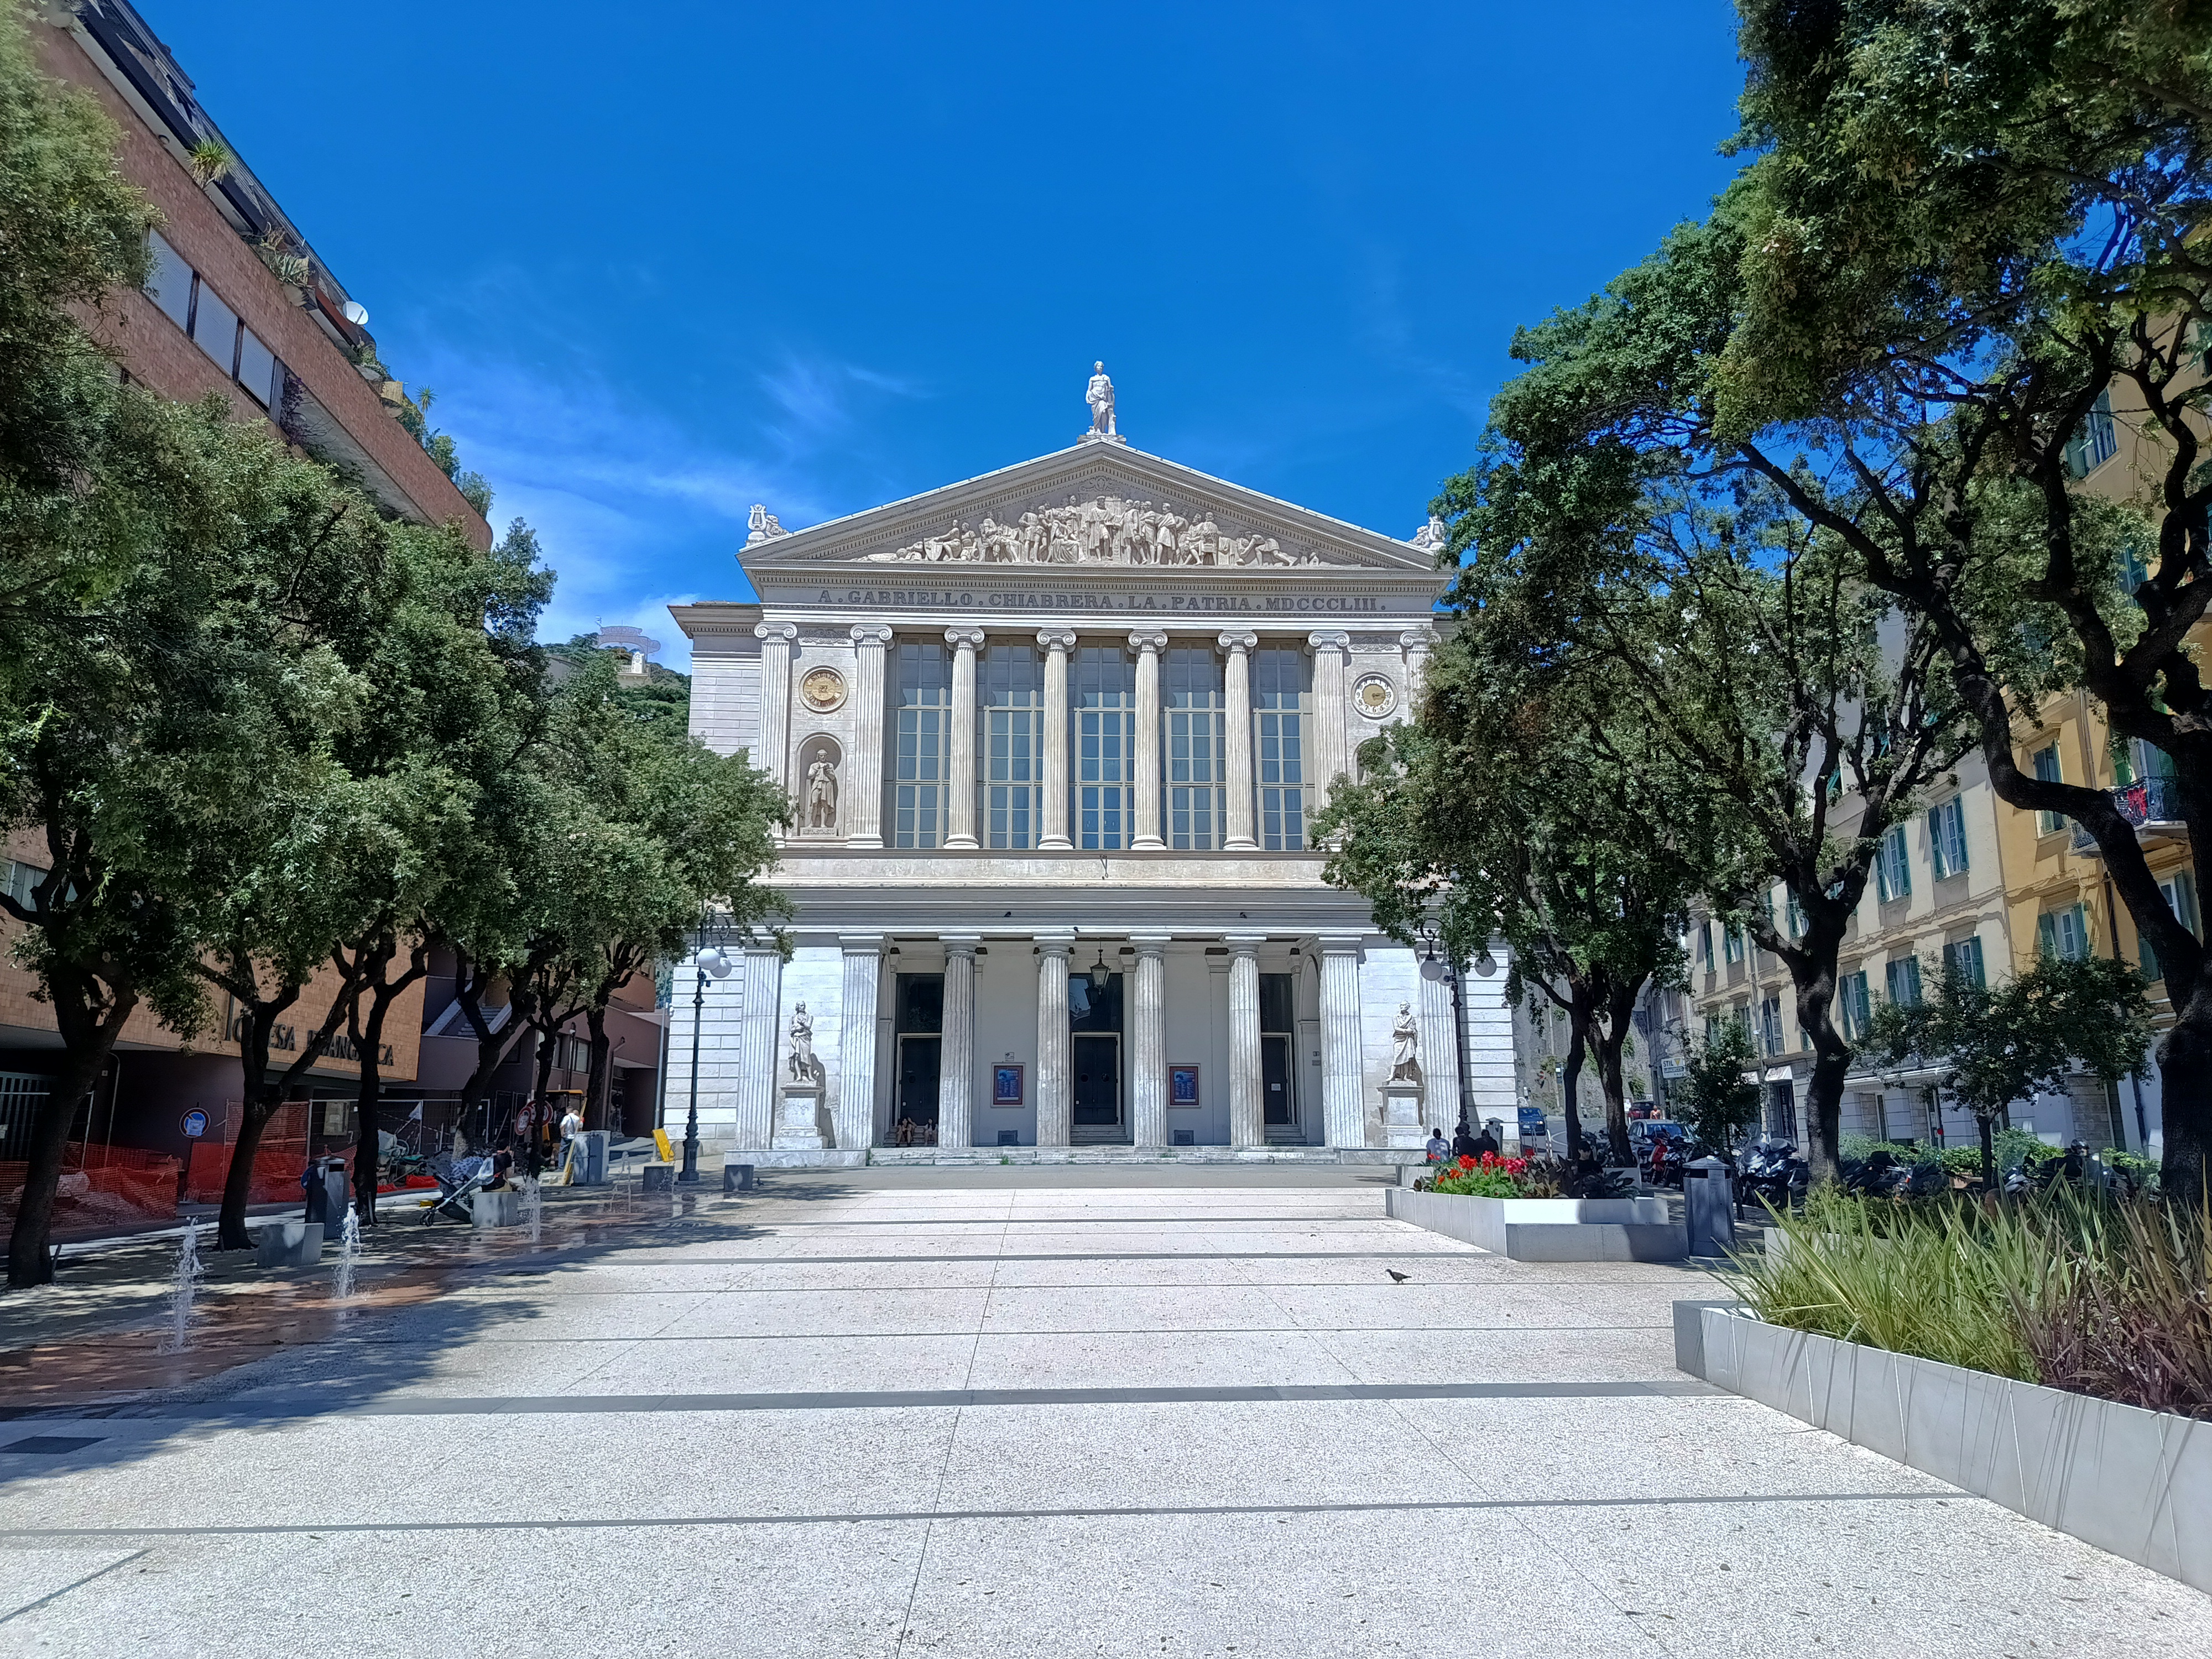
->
left=190, top=281, right=241, bottom=374
left=145, top=231, right=193, bottom=330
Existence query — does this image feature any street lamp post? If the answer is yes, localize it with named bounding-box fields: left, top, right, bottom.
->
left=682, top=931, right=734, bottom=1185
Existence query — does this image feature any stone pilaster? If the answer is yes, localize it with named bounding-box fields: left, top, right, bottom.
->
left=835, top=934, right=884, bottom=1149
left=1227, top=933, right=1265, bottom=1149
left=937, top=934, right=979, bottom=1149
left=1129, top=630, right=1167, bottom=850
left=1218, top=631, right=1258, bottom=851
left=1037, top=628, right=1075, bottom=850
left=846, top=625, right=893, bottom=848
left=1034, top=932, right=1074, bottom=1145
left=1129, top=933, right=1170, bottom=1147
left=1317, top=931, right=1366, bottom=1147
left=735, top=943, right=785, bottom=1147
left=1400, top=627, right=1437, bottom=712
left=1417, top=961, right=1463, bottom=1134
left=943, top=628, right=984, bottom=849
left=1308, top=630, right=1352, bottom=792
left=754, top=620, right=797, bottom=797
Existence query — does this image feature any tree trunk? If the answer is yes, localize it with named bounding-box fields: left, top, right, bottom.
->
left=4, top=1032, right=118, bottom=1290
left=585, top=1005, right=612, bottom=1134
left=1978, top=1111, right=1997, bottom=1194
left=2154, top=984, right=2211, bottom=1209
left=1593, top=982, right=1641, bottom=1166
left=215, top=981, right=356, bottom=1251
left=346, top=940, right=429, bottom=1228
left=1558, top=1025, right=1589, bottom=1161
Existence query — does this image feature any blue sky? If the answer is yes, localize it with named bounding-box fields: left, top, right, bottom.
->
left=156, top=2, right=1746, bottom=667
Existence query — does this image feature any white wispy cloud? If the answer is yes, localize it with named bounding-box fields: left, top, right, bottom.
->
left=403, top=343, right=920, bottom=670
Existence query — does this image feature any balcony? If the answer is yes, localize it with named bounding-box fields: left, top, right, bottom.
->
left=2071, top=776, right=2187, bottom=857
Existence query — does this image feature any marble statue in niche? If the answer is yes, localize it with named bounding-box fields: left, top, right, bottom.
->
left=805, top=753, right=838, bottom=830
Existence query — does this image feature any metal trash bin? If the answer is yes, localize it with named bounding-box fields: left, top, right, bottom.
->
left=1686, top=1156, right=1736, bottom=1256
left=576, top=1130, right=611, bottom=1186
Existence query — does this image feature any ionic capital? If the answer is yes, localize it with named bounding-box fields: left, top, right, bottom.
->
left=945, top=627, right=987, bottom=653
left=1216, top=630, right=1258, bottom=655
left=1036, top=627, right=1077, bottom=654
left=755, top=620, right=798, bottom=644
left=1127, top=629, right=1168, bottom=655
left=849, top=624, right=893, bottom=650
left=1306, top=630, right=1352, bottom=655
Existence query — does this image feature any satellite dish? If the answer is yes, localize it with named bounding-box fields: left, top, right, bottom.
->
left=341, top=301, right=369, bottom=328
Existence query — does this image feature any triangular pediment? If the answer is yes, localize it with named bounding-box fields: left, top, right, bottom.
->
left=738, top=444, right=1438, bottom=577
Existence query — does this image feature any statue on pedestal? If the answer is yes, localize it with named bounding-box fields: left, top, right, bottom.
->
left=806, top=756, right=838, bottom=830
left=787, top=1003, right=819, bottom=1083
left=1086, top=361, right=1117, bottom=437
left=1390, top=1003, right=1420, bottom=1082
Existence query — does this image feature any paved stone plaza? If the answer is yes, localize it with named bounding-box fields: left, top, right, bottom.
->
left=0, top=1170, right=2207, bottom=1656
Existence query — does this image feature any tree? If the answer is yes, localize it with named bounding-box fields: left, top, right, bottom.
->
left=1863, top=955, right=2154, bottom=1190
left=1314, top=633, right=1698, bottom=1163
left=1435, top=225, right=1979, bottom=1185
left=1675, top=1016, right=1762, bottom=1160
left=1715, top=2, right=2212, bottom=1201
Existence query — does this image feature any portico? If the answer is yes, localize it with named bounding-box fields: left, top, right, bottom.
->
left=669, top=373, right=1517, bottom=1162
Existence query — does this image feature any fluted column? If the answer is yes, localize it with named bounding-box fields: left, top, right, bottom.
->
left=1308, top=630, right=1352, bottom=793
left=1399, top=627, right=1437, bottom=714
left=937, top=934, right=979, bottom=1149
left=1317, top=931, right=1365, bottom=1147
left=1227, top=933, right=1265, bottom=1148
left=847, top=625, right=893, bottom=848
left=1038, top=629, right=1075, bottom=849
left=1416, top=959, right=1462, bottom=1134
left=835, top=934, right=884, bottom=1149
left=1130, top=933, right=1170, bottom=1147
left=945, top=628, right=984, bottom=849
left=1218, top=631, right=1258, bottom=851
left=1034, top=931, right=1074, bottom=1145
left=1129, top=630, right=1167, bottom=849
left=754, top=622, right=798, bottom=799
left=735, top=943, right=784, bottom=1147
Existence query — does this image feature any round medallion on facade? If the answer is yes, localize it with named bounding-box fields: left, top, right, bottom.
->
left=1352, top=672, right=1398, bottom=720
left=799, top=666, right=847, bottom=713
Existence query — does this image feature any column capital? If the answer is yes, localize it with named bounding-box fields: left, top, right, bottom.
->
left=1129, top=932, right=1172, bottom=954
left=1306, top=630, right=1352, bottom=655
left=939, top=932, right=982, bottom=956
left=837, top=932, right=886, bottom=954
left=755, top=620, right=798, bottom=643
left=1036, top=627, right=1077, bottom=653
left=1313, top=931, right=1364, bottom=955
left=1034, top=930, right=1076, bottom=957
left=1223, top=932, right=1266, bottom=955
left=849, top=624, right=894, bottom=649
left=1127, top=629, right=1168, bottom=655
left=1216, top=630, right=1258, bottom=655
left=945, top=627, right=986, bottom=652
left=1399, top=626, right=1438, bottom=652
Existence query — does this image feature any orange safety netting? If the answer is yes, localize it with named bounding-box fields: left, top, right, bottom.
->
left=0, top=1144, right=184, bottom=1230
left=182, top=1102, right=310, bottom=1206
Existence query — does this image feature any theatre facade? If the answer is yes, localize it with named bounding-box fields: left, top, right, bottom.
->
left=669, top=399, right=1515, bottom=1162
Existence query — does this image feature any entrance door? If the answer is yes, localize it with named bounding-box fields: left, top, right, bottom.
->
left=1072, top=1034, right=1121, bottom=1129
left=1261, top=1034, right=1294, bottom=1127
left=896, top=1036, right=941, bottom=1128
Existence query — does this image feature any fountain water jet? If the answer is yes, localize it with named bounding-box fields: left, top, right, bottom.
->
left=158, top=1219, right=204, bottom=1354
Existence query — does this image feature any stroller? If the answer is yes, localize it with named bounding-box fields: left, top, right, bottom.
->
left=421, top=1151, right=505, bottom=1226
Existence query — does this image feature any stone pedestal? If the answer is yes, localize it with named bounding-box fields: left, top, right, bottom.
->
left=774, top=1081, right=827, bottom=1150
left=1381, top=1077, right=1426, bottom=1150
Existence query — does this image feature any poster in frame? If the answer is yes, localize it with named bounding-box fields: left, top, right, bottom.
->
left=992, top=1063, right=1025, bottom=1106
left=1168, top=1064, right=1201, bottom=1108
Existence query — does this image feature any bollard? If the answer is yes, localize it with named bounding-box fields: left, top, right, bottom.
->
left=1685, top=1156, right=1736, bottom=1256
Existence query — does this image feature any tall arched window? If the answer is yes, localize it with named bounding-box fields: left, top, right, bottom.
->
left=980, top=643, right=1041, bottom=849
left=1073, top=644, right=1135, bottom=849
left=891, top=639, right=950, bottom=848
left=1254, top=646, right=1310, bottom=851
left=1164, top=645, right=1225, bottom=850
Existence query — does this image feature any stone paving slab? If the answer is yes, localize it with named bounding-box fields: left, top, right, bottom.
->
left=0, top=1167, right=2204, bottom=1655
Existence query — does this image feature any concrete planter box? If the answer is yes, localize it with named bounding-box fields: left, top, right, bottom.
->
left=1683, top=1303, right=2212, bottom=1594
left=1386, top=1187, right=1685, bottom=1261
left=472, top=1188, right=520, bottom=1228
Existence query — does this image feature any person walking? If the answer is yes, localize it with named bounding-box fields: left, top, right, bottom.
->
left=558, top=1101, right=585, bottom=1183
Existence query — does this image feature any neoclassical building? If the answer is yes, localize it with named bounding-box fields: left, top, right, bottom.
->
left=669, top=384, right=1515, bottom=1161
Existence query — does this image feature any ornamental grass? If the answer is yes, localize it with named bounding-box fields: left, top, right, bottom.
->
left=1732, top=1187, right=2212, bottom=1418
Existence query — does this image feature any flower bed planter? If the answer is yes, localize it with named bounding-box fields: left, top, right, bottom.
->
left=1385, top=1188, right=1685, bottom=1260
left=1681, top=1302, right=2212, bottom=1594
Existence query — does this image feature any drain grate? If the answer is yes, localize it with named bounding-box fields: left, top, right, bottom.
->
left=2, top=1436, right=103, bottom=1454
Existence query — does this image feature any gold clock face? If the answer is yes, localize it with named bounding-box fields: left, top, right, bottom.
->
left=799, top=667, right=847, bottom=713
left=1353, top=674, right=1397, bottom=718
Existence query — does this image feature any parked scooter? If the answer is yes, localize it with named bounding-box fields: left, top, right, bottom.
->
left=1740, top=1141, right=1807, bottom=1213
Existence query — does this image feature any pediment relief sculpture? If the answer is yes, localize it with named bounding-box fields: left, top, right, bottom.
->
left=865, top=495, right=1348, bottom=569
